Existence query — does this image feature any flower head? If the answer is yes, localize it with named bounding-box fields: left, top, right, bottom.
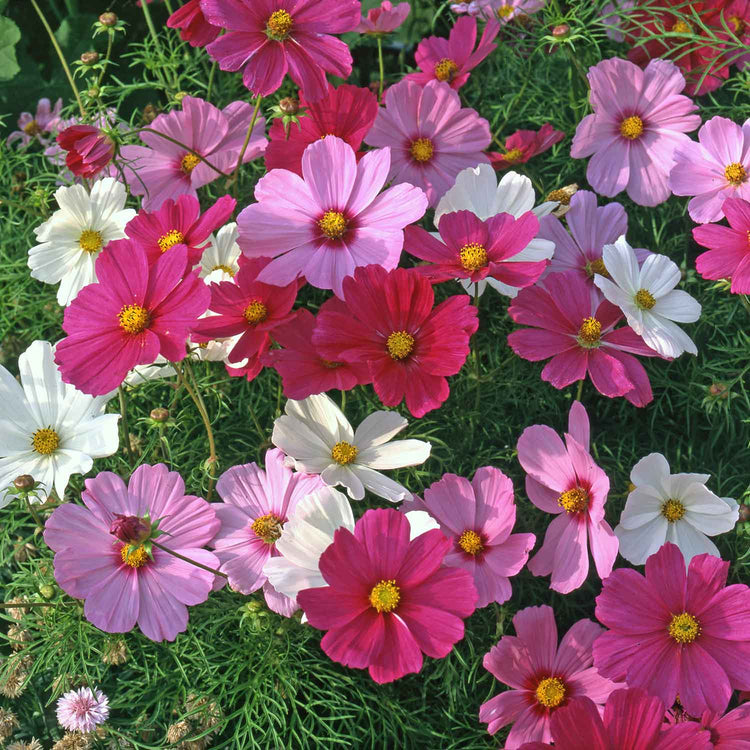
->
left=166, top=0, right=221, bottom=47
left=56, top=686, right=109, bottom=733
left=356, top=1, right=411, bottom=34
left=477, top=0, right=547, bottom=23
left=57, top=125, right=114, bottom=178
left=7, top=97, right=62, bottom=147
left=199, top=222, right=241, bottom=279
left=489, top=123, right=565, bottom=170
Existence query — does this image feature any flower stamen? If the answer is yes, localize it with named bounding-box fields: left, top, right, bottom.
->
left=331, top=441, right=358, bottom=465
left=318, top=211, right=348, bottom=240
left=725, top=162, right=747, bottom=185
left=32, top=427, right=59, bottom=455
left=635, top=288, right=656, bottom=310
left=266, top=9, right=293, bottom=40
left=79, top=229, right=103, bottom=254
left=410, top=137, right=434, bottom=163
left=434, top=58, right=459, bottom=82
left=558, top=487, right=588, bottom=513
left=458, top=530, right=484, bottom=555
left=23, top=120, right=41, bottom=136
left=181, top=153, right=201, bottom=175
left=459, top=243, right=488, bottom=272
left=661, top=498, right=686, bottom=522
left=157, top=229, right=185, bottom=253
left=503, top=148, right=524, bottom=164
left=120, top=544, right=149, bottom=568
left=118, top=304, right=150, bottom=335
left=668, top=612, right=700, bottom=644
left=535, top=677, right=566, bottom=708
left=251, top=513, right=283, bottom=544
left=369, top=579, right=400, bottom=613
left=620, top=115, right=644, bottom=140
left=243, top=300, right=268, bottom=325
left=577, top=317, right=602, bottom=347
left=210, top=264, right=235, bottom=277
left=386, top=330, right=415, bottom=360
left=585, top=258, right=609, bottom=278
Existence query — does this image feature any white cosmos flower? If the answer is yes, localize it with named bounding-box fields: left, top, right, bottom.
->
left=200, top=222, right=241, bottom=279
left=271, top=393, right=431, bottom=502
left=615, top=453, right=738, bottom=566
left=28, top=178, right=135, bottom=306
left=594, top=236, right=701, bottom=358
left=434, top=164, right=557, bottom=297
left=0, top=341, right=119, bottom=504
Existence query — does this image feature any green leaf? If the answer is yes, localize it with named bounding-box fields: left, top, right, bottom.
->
left=0, top=15, right=21, bottom=82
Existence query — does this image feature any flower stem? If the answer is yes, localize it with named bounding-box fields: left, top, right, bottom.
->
left=132, top=128, right=231, bottom=177
left=25, top=496, right=43, bottom=530
left=140, top=0, right=173, bottom=93
left=0, top=600, right=74, bottom=608
left=230, top=94, right=263, bottom=200
left=206, top=60, right=217, bottom=101
left=152, top=540, right=227, bottom=579
left=576, top=379, right=584, bottom=402
left=96, top=31, right=114, bottom=89
left=377, top=36, right=385, bottom=102
left=118, top=386, right=135, bottom=467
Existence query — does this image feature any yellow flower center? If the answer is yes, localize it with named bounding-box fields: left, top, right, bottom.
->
left=730, top=15, right=746, bottom=34
left=23, top=120, right=41, bottom=136
left=434, top=58, right=459, bottom=82
left=577, top=316, right=602, bottom=347
left=458, top=530, right=483, bottom=556
left=267, top=9, right=293, bottom=40
left=318, top=211, right=348, bottom=240
left=672, top=19, right=692, bottom=34
left=210, top=264, right=235, bottom=277
left=321, top=359, right=342, bottom=369
left=668, top=612, right=700, bottom=644
left=157, top=229, right=186, bottom=253
left=558, top=487, right=588, bottom=513
left=410, top=137, right=434, bottom=163
left=251, top=513, right=283, bottom=544
left=118, top=304, right=151, bottom=335
left=120, top=544, right=149, bottom=568
left=725, top=162, right=747, bottom=185
left=78, top=229, right=103, bottom=254
left=585, top=258, right=609, bottom=278
left=243, top=300, right=268, bottom=326
left=386, top=330, right=415, bottom=360
left=546, top=188, right=573, bottom=205
left=181, top=152, right=201, bottom=175
left=459, top=243, right=489, bottom=272
left=32, top=428, right=59, bottom=455
left=331, top=441, right=358, bottom=465
left=661, top=498, right=686, bottom=522
left=497, top=5, right=515, bottom=18
left=503, top=148, right=524, bottom=164
left=369, top=579, right=401, bottom=613
left=535, top=677, right=566, bottom=708
left=620, top=115, right=644, bottom=140
left=635, top=288, right=656, bottom=310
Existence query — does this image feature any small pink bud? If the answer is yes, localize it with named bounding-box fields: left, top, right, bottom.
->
left=552, top=24, right=570, bottom=38
left=109, top=514, right=150, bottom=545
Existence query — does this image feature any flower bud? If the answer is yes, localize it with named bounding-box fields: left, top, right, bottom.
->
left=13, top=475, right=34, bottom=491
left=552, top=23, right=570, bottom=38
left=88, top=86, right=100, bottom=98
left=39, top=584, right=55, bottom=600
left=709, top=382, right=729, bottom=399
left=109, top=514, right=151, bottom=545
left=80, top=51, right=100, bottom=65
left=739, top=505, right=750, bottom=523
left=150, top=407, right=170, bottom=423
left=99, top=12, right=117, bottom=26
left=278, top=97, right=299, bottom=115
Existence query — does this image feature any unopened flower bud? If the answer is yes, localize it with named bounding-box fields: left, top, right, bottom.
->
left=109, top=514, right=150, bottom=545
left=88, top=86, right=100, bottom=98
left=709, top=382, right=729, bottom=399
left=80, top=51, right=100, bottom=65
left=278, top=97, right=299, bottom=115
left=39, top=584, right=56, bottom=599
left=739, top=505, right=750, bottom=523
left=99, top=12, right=117, bottom=26
left=174, top=91, right=188, bottom=103
left=552, top=23, right=570, bottom=38
left=150, top=407, right=170, bottom=423
left=13, top=475, right=34, bottom=491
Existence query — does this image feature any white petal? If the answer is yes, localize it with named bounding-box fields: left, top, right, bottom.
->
left=19, top=340, right=65, bottom=428
left=434, top=163, right=498, bottom=225
left=271, top=415, right=334, bottom=471
left=618, top=491, right=664, bottom=530
left=639, top=314, right=697, bottom=357
left=602, top=237, right=639, bottom=295
left=630, top=453, right=671, bottom=493
left=594, top=275, right=636, bottom=317
left=352, top=465, right=410, bottom=503
left=405, top=510, right=440, bottom=539
left=352, top=410, right=407, bottom=450
left=357, top=439, right=430, bottom=470
left=683, top=509, right=737, bottom=535
left=321, top=463, right=365, bottom=500
left=651, top=290, right=701, bottom=323
left=284, top=394, right=353, bottom=444
left=263, top=556, right=326, bottom=600
left=665, top=521, right=719, bottom=565
left=638, top=253, right=680, bottom=298
left=615, top=517, right=669, bottom=565
left=61, top=414, right=119, bottom=458
left=492, top=170, right=536, bottom=217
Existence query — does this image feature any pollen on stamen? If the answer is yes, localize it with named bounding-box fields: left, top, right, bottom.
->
left=251, top=513, right=283, bottom=544
left=318, top=211, right=348, bottom=240
left=535, top=677, right=566, bottom=708
left=369, top=579, right=401, bottom=614
left=620, top=115, right=644, bottom=140
left=79, top=229, right=103, bottom=254
left=118, top=304, right=150, bottom=335
left=503, top=148, right=524, bottom=164
left=730, top=15, right=746, bottom=34
left=331, top=441, right=358, bottom=465
left=434, top=58, right=459, bottom=82
left=410, top=137, right=434, bottom=163
left=120, top=544, right=149, bottom=568
left=459, top=243, right=488, bottom=272
left=210, top=264, right=236, bottom=277
left=458, top=530, right=484, bottom=556
left=558, top=487, right=588, bottom=513
left=668, top=612, right=700, bottom=644
left=671, top=19, right=692, bottom=34
left=243, top=300, right=268, bottom=326
left=585, top=258, right=609, bottom=278
left=386, top=330, right=415, bottom=360
left=157, top=229, right=185, bottom=252
left=725, top=162, right=747, bottom=185
left=661, top=498, right=686, bottom=522
left=497, top=5, right=515, bottom=18
left=267, top=8, right=293, bottom=40
left=32, top=427, right=60, bottom=455
left=181, top=152, right=201, bottom=175
left=23, top=120, right=41, bottom=136
left=577, top=316, right=602, bottom=348
left=634, top=288, right=656, bottom=310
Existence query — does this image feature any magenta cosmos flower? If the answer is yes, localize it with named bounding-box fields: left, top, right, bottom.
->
left=404, top=208, right=545, bottom=288
left=593, top=542, right=750, bottom=716
left=120, top=95, right=267, bottom=210
left=202, top=0, right=360, bottom=102
left=507, top=271, right=661, bottom=407
left=265, top=84, right=378, bottom=177
left=55, top=241, right=210, bottom=396
left=699, top=703, right=750, bottom=748
left=693, top=197, right=750, bottom=293
left=489, top=123, right=565, bottom=171
left=516, top=401, right=618, bottom=594
left=210, top=449, right=324, bottom=616
left=57, top=125, right=115, bottom=178
left=355, top=1, right=410, bottom=34
left=7, top=97, right=62, bottom=147
left=406, top=16, right=500, bottom=90
left=237, top=135, right=428, bottom=297
left=44, top=464, right=220, bottom=642
left=297, top=508, right=478, bottom=684
left=670, top=116, right=750, bottom=224
left=313, top=264, right=479, bottom=417
left=167, top=0, right=221, bottom=47
left=416, top=467, right=535, bottom=608
left=365, top=79, right=492, bottom=207
left=570, top=57, right=700, bottom=206
left=480, top=604, right=618, bottom=749
left=517, top=688, right=713, bottom=750
left=56, top=686, right=109, bottom=733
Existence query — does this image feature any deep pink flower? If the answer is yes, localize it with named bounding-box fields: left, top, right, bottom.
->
left=261, top=306, right=371, bottom=399
left=57, top=125, right=115, bottom=178
left=355, top=1, right=410, bottom=34
left=44, top=464, right=220, bottom=642
left=364, top=79, right=492, bottom=207
left=265, top=84, right=378, bottom=177
left=237, top=135, right=428, bottom=297
left=313, top=264, right=479, bottom=418
left=489, top=123, right=565, bottom=170
left=298, top=508, right=478, bottom=683
left=480, top=604, right=618, bottom=749
left=210, top=449, right=324, bottom=616
left=516, top=401, right=618, bottom=594
left=570, top=57, right=701, bottom=206
left=202, top=0, right=360, bottom=102
left=120, top=95, right=267, bottom=210
left=594, top=542, right=750, bottom=716
left=699, top=703, right=750, bottom=748
left=669, top=116, right=750, bottom=224
left=507, top=271, right=661, bottom=407
left=404, top=208, right=545, bottom=287
left=7, top=97, right=62, bottom=147
left=55, top=241, right=210, bottom=396
left=406, top=16, right=499, bottom=90
left=167, top=0, right=221, bottom=47
left=693, top=197, right=750, bottom=293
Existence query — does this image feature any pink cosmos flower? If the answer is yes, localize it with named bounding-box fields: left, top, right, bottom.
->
left=517, top=688, right=713, bottom=750
left=55, top=241, right=210, bottom=396
left=507, top=271, right=661, bottom=407
left=516, top=401, right=618, bottom=594
left=313, top=264, right=479, bottom=418
left=261, top=306, right=371, bottom=399
left=125, top=194, right=235, bottom=268
left=364, top=79, right=492, bottom=208
left=693, top=197, right=750, bottom=293
left=167, top=0, right=221, bottom=47
left=355, top=1, right=411, bottom=34
left=120, top=95, right=267, bottom=210
left=480, top=604, right=618, bottom=749
left=488, top=123, right=565, bottom=170
left=415, top=467, right=535, bottom=608
left=7, top=97, right=62, bottom=147
left=699, top=703, right=750, bottom=748
left=406, top=16, right=500, bottom=90
left=44, top=464, right=220, bottom=642
left=593, top=542, right=750, bottom=716
left=202, top=0, right=360, bottom=102
left=404, top=208, right=545, bottom=287
left=237, top=135, right=428, bottom=297
left=298, top=508, right=478, bottom=683
left=570, top=57, right=701, bottom=206
left=57, top=125, right=115, bottom=178
left=210, top=449, right=324, bottom=616
left=264, top=84, right=379, bottom=177
left=56, top=686, right=109, bottom=733
left=669, top=116, right=750, bottom=224
left=477, top=0, right=547, bottom=23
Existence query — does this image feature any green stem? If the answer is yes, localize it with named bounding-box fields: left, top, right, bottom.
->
left=152, top=540, right=228, bottom=579
left=206, top=60, right=217, bottom=101
left=163, top=0, right=174, bottom=14
left=134, top=128, right=231, bottom=177
left=377, top=36, right=385, bottom=102
left=230, top=94, right=263, bottom=200
left=0, top=600, right=74, bottom=608
left=140, top=0, right=171, bottom=93
left=576, top=379, right=584, bottom=402
left=25, top=496, right=43, bottom=529
left=96, top=32, right=114, bottom=89
left=118, top=386, right=135, bottom=467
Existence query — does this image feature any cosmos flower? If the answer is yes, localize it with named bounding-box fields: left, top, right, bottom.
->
left=477, top=0, right=547, bottom=23
left=56, top=125, right=114, bottom=178
left=166, top=0, right=221, bottom=47
left=56, top=686, right=109, bottom=733
left=199, top=221, right=242, bottom=279
left=355, top=1, right=411, bottom=34
left=7, top=97, right=62, bottom=147
left=488, top=123, right=565, bottom=171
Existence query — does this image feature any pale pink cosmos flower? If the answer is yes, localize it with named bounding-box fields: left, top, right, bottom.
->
left=571, top=57, right=701, bottom=207
left=477, top=0, right=547, bottom=23
left=364, top=79, right=491, bottom=208
left=56, top=686, right=109, bottom=733
left=356, top=1, right=411, bottom=34
left=7, top=97, right=63, bottom=147
left=516, top=401, right=618, bottom=594
left=237, top=136, right=428, bottom=297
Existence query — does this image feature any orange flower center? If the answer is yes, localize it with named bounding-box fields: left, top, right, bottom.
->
left=434, top=58, right=459, bottom=82
left=118, top=304, right=150, bottom=334
left=386, top=330, right=414, bottom=360
left=577, top=317, right=602, bottom=347
left=458, top=530, right=483, bottom=555
left=620, top=115, right=644, bottom=140
left=668, top=612, right=700, bottom=643
left=243, top=300, right=268, bottom=325
left=210, top=264, right=235, bottom=277
left=251, top=513, right=283, bottom=544
left=32, top=428, right=59, bottom=455
left=585, top=258, right=608, bottom=278
left=79, top=229, right=103, bottom=253
left=503, top=148, right=524, bottom=163
left=181, top=152, right=201, bottom=174
left=535, top=677, right=566, bottom=708
left=635, top=289, right=656, bottom=310
left=410, top=137, right=434, bottom=163
left=725, top=162, right=747, bottom=185
left=267, top=9, right=293, bottom=40
left=23, top=120, right=41, bottom=136
left=558, top=487, right=588, bottom=513
left=121, top=544, right=149, bottom=568
left=459, top=243, right=489, bottom=272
